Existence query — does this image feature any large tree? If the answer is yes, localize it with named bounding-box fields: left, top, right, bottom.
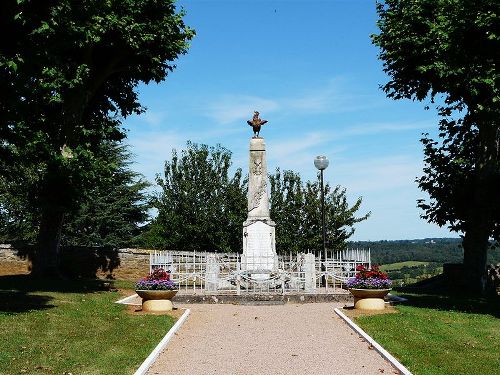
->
left=61, top=143, right=150, bottom=248
left=372, top=0, right=499, bottom=291
left=0, top=0, right=194, bottom=276
left=0, top=142, right=150, bottom=248
left=269, top=168, right=370, bottom=254
left=140, top=142, right=247, bottom=252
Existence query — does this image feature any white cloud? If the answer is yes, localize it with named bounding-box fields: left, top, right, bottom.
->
left=203, top=78, right=383, bottom=124
left=335, top=155, right=422, bottom=194
left=127, top=131, right=185, bottom=182
left=339, top=120, right=434, bottom=137
left=206, top=95, right=279, bottom=124
left=140, top=110, right=168, bottom=126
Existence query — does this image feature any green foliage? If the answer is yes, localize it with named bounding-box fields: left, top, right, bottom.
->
left=1, top=0, right=194, bottom=204
left=372, top=0, right=499, bottom=106
left=140, top=146, right=369, bottom=254
left=372, top=0, right=500, bottom=290
left=0, top=142, right=150, bottom=248
left=0, top=0, right=194, bottom=275
left=139, top=142, right=247, bottom=252
left=61, top=143, right=150, bottom=248
left=269, top=168, right=370, bottom=253
left=0, top=162, right=40, bottom=243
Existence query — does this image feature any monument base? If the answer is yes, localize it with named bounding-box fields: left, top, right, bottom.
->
left=242, top=220, right=277, bottom=278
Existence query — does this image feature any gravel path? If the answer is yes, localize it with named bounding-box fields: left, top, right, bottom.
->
left=146, top=303, right=399, bottom=375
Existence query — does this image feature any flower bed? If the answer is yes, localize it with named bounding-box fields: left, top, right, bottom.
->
left=135, top=268, right=178, bottom=291
left=346, top=265, right=392, bottom=289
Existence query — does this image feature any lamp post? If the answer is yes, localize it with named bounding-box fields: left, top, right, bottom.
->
left=314, top=155, right=329, bottom=264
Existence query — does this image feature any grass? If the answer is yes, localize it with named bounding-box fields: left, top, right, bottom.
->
left=379, top=261, right=430, bottom=271
left=354, top=291, right=500, bottom=375
left=0, top=275, right=176, bottom=375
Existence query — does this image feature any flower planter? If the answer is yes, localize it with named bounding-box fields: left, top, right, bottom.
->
left=135, top=290, right=178, bottom=312
left=349, top=288, right=391, bottom=310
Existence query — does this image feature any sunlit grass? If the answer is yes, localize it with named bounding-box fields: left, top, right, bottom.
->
left=355, top=293, right=500, bottom=375
left=0, top=276, right=175, bottom=375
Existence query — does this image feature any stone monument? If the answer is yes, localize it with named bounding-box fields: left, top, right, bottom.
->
left=242, top=112, right=277, bottom=277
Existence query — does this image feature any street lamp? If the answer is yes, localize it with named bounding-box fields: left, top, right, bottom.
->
left=314, top=155, right=329, bottom=264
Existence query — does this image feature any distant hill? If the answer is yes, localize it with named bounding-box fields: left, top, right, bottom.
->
left=348, top=238, right=500, bottom=265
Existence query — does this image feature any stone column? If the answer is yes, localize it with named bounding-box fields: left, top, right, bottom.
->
left=247, top=138, right=270, bottom=219
left=304, top=253, right=317, bottom=292
left=242, top=137, right=277, bottom=276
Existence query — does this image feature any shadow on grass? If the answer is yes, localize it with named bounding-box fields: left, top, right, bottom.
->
left=0, top=274, right=111, bottom=293
left=0, top=290, right=55, bottom=313
left=0, top=275, right=111, bottom=314
left=395, top=278, right=500, bottom=318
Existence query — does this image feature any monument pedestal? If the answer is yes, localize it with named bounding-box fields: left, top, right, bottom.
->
left=242, top=219, right=277, bottom=277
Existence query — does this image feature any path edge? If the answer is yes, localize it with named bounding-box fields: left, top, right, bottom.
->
left=133, top=308, right=191, bottom=375
left=115, top=293, right=139, bottom=305
left=334, top=308, right=412, bottom=375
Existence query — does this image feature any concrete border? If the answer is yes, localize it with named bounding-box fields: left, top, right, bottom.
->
left=133, top=308, right=191, bottom=375
left=174, top=292, right=352, bottom=304
left=115, top=293, right=139, bottom=305
left=334, top=308, right=412, bottom=375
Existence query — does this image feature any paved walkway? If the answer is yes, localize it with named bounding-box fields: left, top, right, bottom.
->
left=146, top=303, right=399, bottom=375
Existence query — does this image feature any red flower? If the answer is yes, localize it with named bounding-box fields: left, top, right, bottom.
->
left=146, top=268, right=172, bottom=281
left=354, top=265, right=389, bottom=281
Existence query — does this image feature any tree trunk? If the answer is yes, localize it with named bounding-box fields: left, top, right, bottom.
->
left=31, top=162, right=68, bottom=279
left=462, top=223, right=489, bottom=294
left=462, top=164, right=492, bottom=294
left=31, top=206, right=65, bottom=278
left=462, top=113, right=497, bottom=294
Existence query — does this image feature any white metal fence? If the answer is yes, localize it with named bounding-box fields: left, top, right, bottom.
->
left=150, top=249, right=370, bottom=295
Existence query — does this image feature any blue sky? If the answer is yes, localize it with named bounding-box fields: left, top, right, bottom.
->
left=124, top=0, right=455, bottom=241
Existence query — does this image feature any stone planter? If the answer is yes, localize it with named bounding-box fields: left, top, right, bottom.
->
left=136, top=290, right=178, bottom=312
left=349, top=288, right=391, bottom=310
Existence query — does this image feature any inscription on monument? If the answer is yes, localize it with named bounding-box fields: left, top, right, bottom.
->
left=246, top=223, right=272, bottom=255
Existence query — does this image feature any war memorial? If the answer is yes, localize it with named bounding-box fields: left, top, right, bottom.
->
left=148, top=112, right=371, bottom=301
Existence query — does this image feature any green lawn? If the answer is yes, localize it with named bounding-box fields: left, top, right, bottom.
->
left=380, top=261, right=430, bottom=271
left=354, top=292, right=500, bottom=375
left=0, top=275, right=176, bottom=375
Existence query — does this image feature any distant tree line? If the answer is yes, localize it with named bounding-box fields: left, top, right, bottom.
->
left=352, top=238, right=500, bottom=265
left=386, top=263, right=442, bottom=282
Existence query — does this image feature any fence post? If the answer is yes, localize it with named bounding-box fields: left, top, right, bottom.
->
left=236, top=261, right=241, bottom=296
left=205, top=253, right=218, bottom=292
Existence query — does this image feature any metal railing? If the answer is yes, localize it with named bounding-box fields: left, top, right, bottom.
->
left=150, top=249, right=370, bottom=295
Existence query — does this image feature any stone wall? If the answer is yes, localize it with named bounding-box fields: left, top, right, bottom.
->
left=0, top=244, right=30, bottom=275
left=0, top=244, right=152, bottom=280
